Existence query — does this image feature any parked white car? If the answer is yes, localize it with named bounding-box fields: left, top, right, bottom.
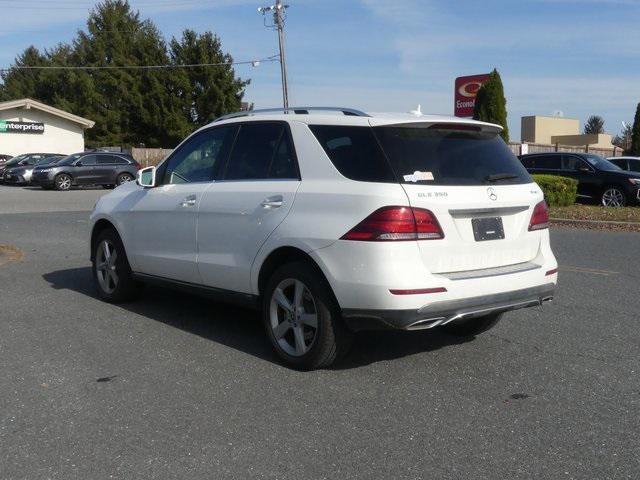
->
left=89, top=107, right=557, bottom=369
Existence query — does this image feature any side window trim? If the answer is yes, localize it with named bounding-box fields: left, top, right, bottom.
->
left=218, top=120, right=301, bottom=182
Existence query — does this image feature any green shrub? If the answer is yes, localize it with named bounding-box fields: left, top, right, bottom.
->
left=532, top=174, right=578, bottom=207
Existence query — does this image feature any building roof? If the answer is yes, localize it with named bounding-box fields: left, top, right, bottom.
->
left=0, top=98, right=95, bottom=129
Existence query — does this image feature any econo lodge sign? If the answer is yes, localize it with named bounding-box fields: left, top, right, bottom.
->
left=454, top=74, right=490, bottom=117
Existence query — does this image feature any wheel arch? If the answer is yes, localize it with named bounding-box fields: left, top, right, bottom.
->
left=90, top=218, right=122, bottom=261
left=55, top=170, right=74, bottom=180
left=256, top=246, right=336, bottom=302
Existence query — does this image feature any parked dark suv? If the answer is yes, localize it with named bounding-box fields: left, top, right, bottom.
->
left=32, top=152, right=140, bottom=191
left=520, top=152, right=640, bottom=207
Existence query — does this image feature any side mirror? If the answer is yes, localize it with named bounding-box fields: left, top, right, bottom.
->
left=75, top=161, right=83, bottom=167
left=137, top=166, right=156, bottom=188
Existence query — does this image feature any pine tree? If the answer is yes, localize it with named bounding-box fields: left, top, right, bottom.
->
left=631, top=103, right=640, bottom=156
left=0, top=0, right=248, bottom=148
left=169, top=30, right=249, bottom=129
left=472, top=69, right=509, bottom=142
left=583, top=115, right=605, bottom=134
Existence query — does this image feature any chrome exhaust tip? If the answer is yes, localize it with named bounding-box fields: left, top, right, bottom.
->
left=405, top=317, right=446, bottom=330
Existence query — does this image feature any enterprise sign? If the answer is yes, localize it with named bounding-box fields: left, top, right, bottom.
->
left=0, top=120, right=45, bottom=134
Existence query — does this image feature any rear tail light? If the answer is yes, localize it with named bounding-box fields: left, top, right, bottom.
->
left=528, top=200, right=549, bottom=231
left=341, top=206, right=444, bottom=241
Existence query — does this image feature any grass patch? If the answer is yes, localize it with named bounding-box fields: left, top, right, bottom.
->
left=550, top=204, right=640, bottom=223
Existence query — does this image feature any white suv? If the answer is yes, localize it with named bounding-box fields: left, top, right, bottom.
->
left=90, top=107, right=557, bottom=369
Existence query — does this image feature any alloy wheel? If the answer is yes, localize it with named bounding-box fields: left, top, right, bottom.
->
left=117, top=174, right=133, bottom=185
left=56, top=175, right=71, bottom=190
left=602, top=188, right=625, bottom=207
left=269, top=278, right=319, bottom=357
left=95, top=239, right=119, bottom=294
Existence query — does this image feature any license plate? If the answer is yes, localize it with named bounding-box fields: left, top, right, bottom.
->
left=472, top=217, right=504, bottom=241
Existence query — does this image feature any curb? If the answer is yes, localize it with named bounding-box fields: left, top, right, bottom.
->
left=550, top=217, right=640, bottom=228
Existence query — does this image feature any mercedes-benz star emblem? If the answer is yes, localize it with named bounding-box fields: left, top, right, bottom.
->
left=487, top=187, right=497, bottom=201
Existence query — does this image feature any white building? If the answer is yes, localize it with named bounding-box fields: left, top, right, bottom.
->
left=0, top=98, right=94, bottom=157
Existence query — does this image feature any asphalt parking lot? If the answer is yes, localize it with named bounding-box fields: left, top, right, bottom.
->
left=1, top=185, right=639, bottom=479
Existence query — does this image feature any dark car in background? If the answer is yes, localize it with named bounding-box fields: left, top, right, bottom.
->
left=607, top=156, right=640, bottom=174
left=31, top=151, right=140, bottom=191
left=520, top=152, right=640, bottom=207
left=1, top=153, right=60, bottom=184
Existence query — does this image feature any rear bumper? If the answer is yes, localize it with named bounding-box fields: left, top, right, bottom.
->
left=342, top=283, right=555, bottom=331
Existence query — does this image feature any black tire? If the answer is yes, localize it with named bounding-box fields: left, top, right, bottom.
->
left=54, top=173, right=72, bottom=191
left=442, top=313, right=502, bottom=337
left=92, top=228, right=142, bottom=303
left=116, top=173, right=134, bottom=186
left=262, top=261, right=353, bottom=370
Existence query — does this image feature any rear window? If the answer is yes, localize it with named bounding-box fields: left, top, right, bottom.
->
left=374, top=126, right=531, bottom=185
left=310, top=124, right=531, bottom=185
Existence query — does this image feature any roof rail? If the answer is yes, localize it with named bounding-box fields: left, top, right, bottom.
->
left=214, top=106, right=370, bottom=122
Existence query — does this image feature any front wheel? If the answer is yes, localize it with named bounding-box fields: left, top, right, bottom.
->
left=601, top=187, right=627, bottom=207
left=92, top=228, right=142, bottom=303
left=54, top=173, right=72, bottom=191
left=442, top=313, right=502, bottom=337
left=263, top=262, right=352, bottom=370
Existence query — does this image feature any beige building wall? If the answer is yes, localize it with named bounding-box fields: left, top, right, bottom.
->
left=521, top=116, right=580, bottom=144
left=0, top=108, right=85, bottom=156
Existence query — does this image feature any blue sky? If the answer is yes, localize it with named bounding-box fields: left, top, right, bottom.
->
left=1, top=0, right=639, bottom=139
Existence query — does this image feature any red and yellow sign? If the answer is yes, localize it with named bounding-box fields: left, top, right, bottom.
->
left=454, top=74, right=490, bottom=117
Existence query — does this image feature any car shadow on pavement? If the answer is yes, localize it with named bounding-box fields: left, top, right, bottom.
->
left=43, top=267, right=471, bottom=370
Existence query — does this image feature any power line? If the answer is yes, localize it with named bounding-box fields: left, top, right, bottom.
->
left=0, top=55, right=279, bottom=73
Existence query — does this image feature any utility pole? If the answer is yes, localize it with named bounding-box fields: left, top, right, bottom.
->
left=259, top=1, right=289, bottom=109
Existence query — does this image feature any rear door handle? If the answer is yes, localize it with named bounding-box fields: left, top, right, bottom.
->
left=180, top=194, right=197, bottom=208
left=260, top=195, right=283, bottom=209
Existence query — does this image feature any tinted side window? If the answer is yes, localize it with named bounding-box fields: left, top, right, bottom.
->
left=609, top=158, right=630, bottom=170
left=562, top=155, right=589, bottom=171
left=521, top=156, right=536, bottom=168
left=96, top=155, right=116, bottom=164
left=113, top=156, right=130, bottom=165
left=270, top=131, right=298, bottom=179
left=533, top=155, right=561, bottom=169
left=163, top=127, right=235, bottom=184
left=309, top=125, right=395, bottom=183
left=25, top=155, right=43, bottom=165
left=629, top=159, right=640, bottom=172
left=79, top=155, right=97, bottom=166
left=224, top=123, right=297, bottom=180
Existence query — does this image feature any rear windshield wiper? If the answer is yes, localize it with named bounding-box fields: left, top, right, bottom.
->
left=485, top=173, right=519, bottom=182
